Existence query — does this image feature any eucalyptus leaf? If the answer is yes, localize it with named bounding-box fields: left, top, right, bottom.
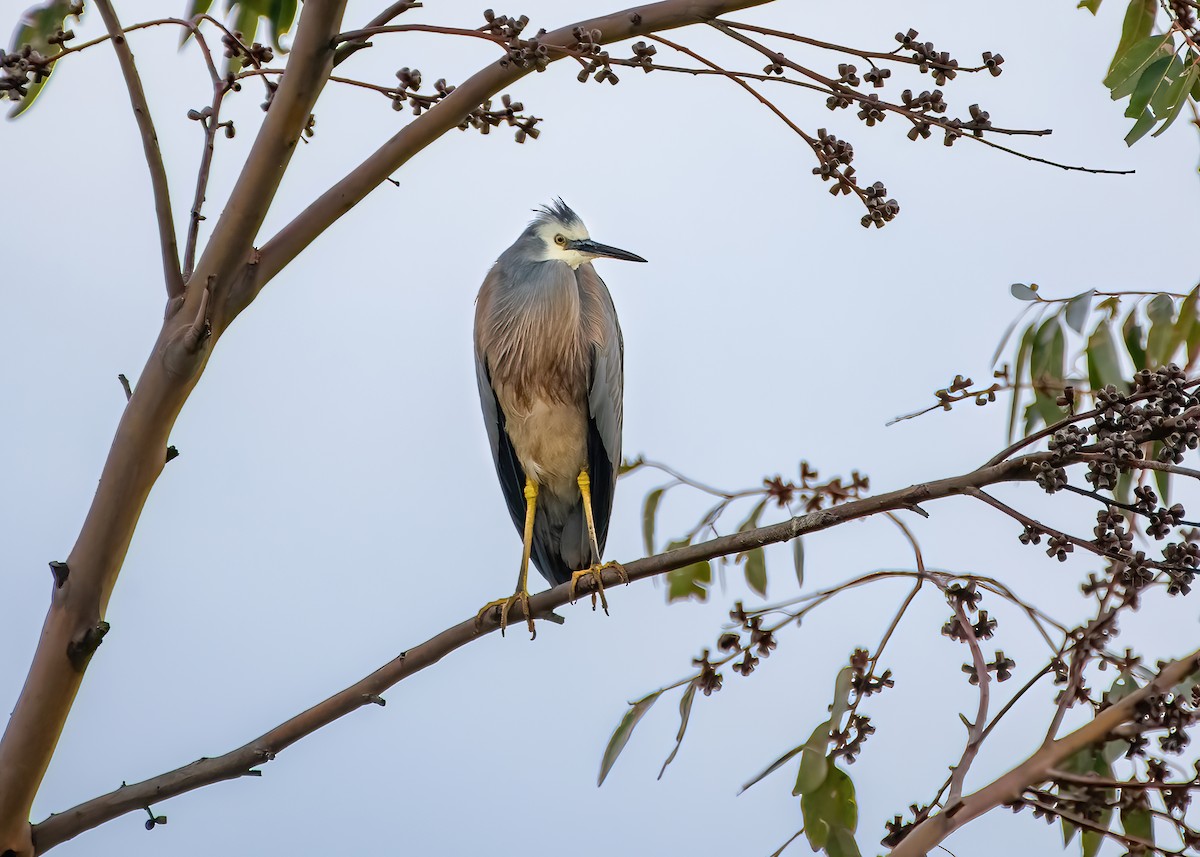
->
left=598, top=690, right=660, bottom=786
left=744, top=547, right=767, bottom=598
left=1064, top=289, right=1095, bottom=334
left=793, top=721, right=833, bottom=796
left=1125, top=55, right=1173, bottom=119
left=657, top=682, right=698, bottom=779
left=828, top=667, right=855, bottom=729
left=1112, top=0, right=1157, bottom=74
left=1008, top=322, right=1037, bottom=442
left=1087, top=322, right=1126, bottom=392
left=642, top=487, right=666, bottom=556
left=1121, top=803, right=1153, bottom=844
left=1010, top=282, right=1039, bottom=301
left=666, top=560, right=711, bottom=602
left=1124, top=107, right=1156, bottom=145
left=792, top=537, right=805, bottom=589
left=5, top=0, right=82, bottom=118
left=1123, top=313, right=1147, bottom=370
left=1166, top=285, right=1198, bottom=361
left=1105, top=34, right=1175, bottom=100
left=801, top=763, right=858, bottom=851
left=740, top=744, right=804, bottom=793
left=1146, top=292, right=1176, bottom=366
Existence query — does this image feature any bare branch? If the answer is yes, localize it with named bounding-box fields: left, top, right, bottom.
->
left=947, top=597, right=990, bottom=805
left=92, top=0, right=184, bottom=299
left=891, top=651, right=1200, bottom=857
left=30, top=448, right=1070, bottom=850
left=250, top=0, right=775, bottom=301
left=191, top=0, right=350, bottom=308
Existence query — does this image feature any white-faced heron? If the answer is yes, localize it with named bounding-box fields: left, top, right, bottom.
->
left=474, top=200, right=646, bottom=637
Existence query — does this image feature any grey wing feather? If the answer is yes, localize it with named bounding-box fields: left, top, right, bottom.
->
left=475, top=347, right=528, bottom=537
left=584, top=270, right=624, bottom=557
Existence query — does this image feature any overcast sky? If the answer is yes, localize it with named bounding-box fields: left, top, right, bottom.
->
left=4, top=1, right=1200, bottom=855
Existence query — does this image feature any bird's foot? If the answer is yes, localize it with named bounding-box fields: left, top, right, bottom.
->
left=475, top=589, right=536, bottom=640
left=568, top=561, right=629, bottom=615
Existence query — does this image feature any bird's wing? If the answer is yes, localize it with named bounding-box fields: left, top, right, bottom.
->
left=582, top=266, right=624, bottom=556
left=474, top=310, right=528, bottom=539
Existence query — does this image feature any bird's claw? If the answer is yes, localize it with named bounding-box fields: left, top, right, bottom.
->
left=568, top=561, right=628, bottom=615
left=475, top=591, right=536, bottom=640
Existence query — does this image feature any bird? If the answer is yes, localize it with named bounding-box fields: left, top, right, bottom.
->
left=473, top=200, right=646, bottom=638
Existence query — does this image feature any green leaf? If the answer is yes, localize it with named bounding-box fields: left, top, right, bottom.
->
left=1120, top=803, right=1153, bottom=844
left=642, top=487, right=666, bottom=556
left=5, top=0, right=83, bottom=118
left=1151, top=440, right=1171, bottom=504
left=793, top=721, right=832, bottom=796
left=1124, top=108, right=1157, bottom=145
left=1146, top=292, right=1176, bottom=367
left=1150, top=56, right=1187, bottom=114
left=1106, top=34, right=1175, bottom=100
left=828, top=667, right=855, bottom=729
left=740, top=744, right=805, bottom=793
left=1087, top=322, right=1127, bottom=392
left=181, top=0, right=215, bottom=43
left=227, top=2, right=262, bottom=74
left=744, top=547, right=767, bottom=598
left=1116, top=467, right=1135, bottom=506
left=1111, top=0, right=1158, bottom=75
left=666, top=559, right=711, bottom=602
left=1124, top=313, right=1147, bottom=370
left=1064, top=289, right=1095, bottom=334
left=598, top=690, right=660, bottom=785
left=1028, top=317, right=1065, bottom=430
left=268, top=0, right=297, bottom=50
left=1031, top=316, right=1065, bottom=385
left=1126, top=55, right=1174, bottom=118
left=657, top=682, right=697, bottom=779
left=826, top=828, right=863, bottom=857
left=1078, top=0, right=1103, bottom=12
left=1166, top=285, right=1199, bottom=362
left=1008, top=322, right=1038, bottom=442
left=792, top=537, right=805, bottom=589
left=801, top=763, right=858, bottom=851
left=1010, top=282, right=1039, bottom=301
left=1080, top=828, right=1105, bottom=857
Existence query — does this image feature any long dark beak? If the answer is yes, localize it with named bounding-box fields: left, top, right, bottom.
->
left=570, top=238, right=647, bottom=263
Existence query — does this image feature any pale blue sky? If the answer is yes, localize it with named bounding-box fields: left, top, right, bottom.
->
left=3, top=1, right=1199, bottom=855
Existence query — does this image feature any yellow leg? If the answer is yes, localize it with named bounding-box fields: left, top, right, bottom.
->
left=569, top=469, right=629, bottom=614
left=475, top=478, right=539, bottom=639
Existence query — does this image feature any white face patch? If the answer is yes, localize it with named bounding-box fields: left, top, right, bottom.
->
left=533, top=220, right=591, bottom=269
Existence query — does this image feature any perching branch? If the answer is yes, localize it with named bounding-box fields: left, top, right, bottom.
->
left=92, top=0, right=184, bottom=299
left=25, top=444, right=1128, bottom=851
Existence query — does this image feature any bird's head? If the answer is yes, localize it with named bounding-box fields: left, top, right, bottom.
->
left=527, top=199, right=647, bottom=270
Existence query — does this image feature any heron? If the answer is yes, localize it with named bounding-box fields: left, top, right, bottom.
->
left=473, top=200, right=646, bottom=638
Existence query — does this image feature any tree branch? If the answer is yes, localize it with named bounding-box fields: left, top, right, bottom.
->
left=32, top=450, right=1053, bottom=851
left=890, top=650, right=1200, bottom=857
left=190, top=0, right=349, bottom=313
left=947, top=598, right=989, bottom=805
left=248, top=0, right=774, bottom=303
left=92, top=0, right=184, bottom=299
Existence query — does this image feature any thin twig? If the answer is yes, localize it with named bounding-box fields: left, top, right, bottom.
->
left=332, top=1, right=423, bottom=67
left=947, top=597, right=989, bottom=806
left=92, top=0, right=184, bottom=299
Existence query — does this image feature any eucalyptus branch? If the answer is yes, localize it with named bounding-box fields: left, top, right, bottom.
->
left=93, top=0, right=184, bottom=299
left=947, top=597, right=990, bottom=805
left=30, top=442, right=1127, bottom=849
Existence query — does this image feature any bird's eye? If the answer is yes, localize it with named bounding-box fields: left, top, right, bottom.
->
left=554, top=234, right=567, bottom=246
